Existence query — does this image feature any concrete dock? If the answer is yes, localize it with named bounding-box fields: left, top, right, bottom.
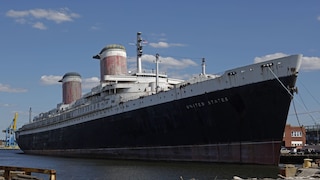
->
left=280, top=154, right=320, bottom=164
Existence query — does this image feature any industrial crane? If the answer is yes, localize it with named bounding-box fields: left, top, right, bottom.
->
left=2, top=112, right=18, bottom=148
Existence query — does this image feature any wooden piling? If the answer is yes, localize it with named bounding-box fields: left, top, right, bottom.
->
left=0, top=166, right=56, bottom=180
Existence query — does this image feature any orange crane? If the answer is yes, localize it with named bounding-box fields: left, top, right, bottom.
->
left=2, top=112, right=18, bottom=147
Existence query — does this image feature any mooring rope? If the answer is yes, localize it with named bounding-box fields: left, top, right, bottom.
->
left=267, top=66, right=318, bottom=125
left=267, top=66, right=294, bottom=98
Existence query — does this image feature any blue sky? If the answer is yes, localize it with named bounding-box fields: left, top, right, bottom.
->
left=1, top=1, right=320, bottom=139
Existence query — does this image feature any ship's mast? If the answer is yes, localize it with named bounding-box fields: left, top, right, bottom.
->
left=29, top=107, right=32, bottom=123
left=155, top=53, right=160, bottom=93
left=136, top=32, right=143, bottom=73
left=202, top=58, right=206, bottom=75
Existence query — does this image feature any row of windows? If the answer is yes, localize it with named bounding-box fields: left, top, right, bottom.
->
left=291, top=142, right=303, bottom=147
left=284, top=131, right=303, bottom=138
left=291, top=131, right=302, bottom=137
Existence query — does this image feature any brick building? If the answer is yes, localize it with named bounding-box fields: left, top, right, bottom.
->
left=282, top=124, right=306, bottom=148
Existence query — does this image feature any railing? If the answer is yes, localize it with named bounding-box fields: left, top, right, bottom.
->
left=0, top=166, right=56, bottom=180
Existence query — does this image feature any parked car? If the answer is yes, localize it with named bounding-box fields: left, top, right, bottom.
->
left=280, top=147, right=290, bottom=154
left=290, top=148, right=297, bottom=154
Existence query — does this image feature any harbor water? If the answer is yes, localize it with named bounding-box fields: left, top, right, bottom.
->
left=1, top=149, right=280, bottom=179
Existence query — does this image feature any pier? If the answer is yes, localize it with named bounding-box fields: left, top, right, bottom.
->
left=0, top=166, right=56, bottom=180
left=280, top=154, right=320, bottom=164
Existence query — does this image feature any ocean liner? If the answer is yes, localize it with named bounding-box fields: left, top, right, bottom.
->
left=16, top=32, right=302, bottom=165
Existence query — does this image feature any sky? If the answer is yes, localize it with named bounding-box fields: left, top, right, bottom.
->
left=1, top=1, right=320, bottom=139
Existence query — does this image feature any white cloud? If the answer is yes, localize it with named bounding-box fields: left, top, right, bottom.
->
left=141, top=54, right=197, bottom=69
left=254, top=53, right=287, bottom=63
left=145, top=32, right=186, bottom=48
left=32, top=22, right=47, bottom=30
left=15, top=18, right=27, bottom=24
left=301, top=56, right=320, bottom=71
left=0, top=103, right=13, bottom=107
left=0, top=83, right=27, bottom=93
left=149, top=42, right=186, bottom=48
left=127, top=54, right=197, bottom=71
left=82, top=77, right=100, bottom=90
left=40, top=75, right=99, bottom=90
left=6, top=9, right=29, bottom=17
left=318, top=16, right=320, bottom=21
left=149, top=42, right=169, bottom=48
left=160, top=57, right=197, bottom=69
left=6, top=8, right=80, bottom=29
left=90, top=26, right=100, bottom=30
left=29, top=8, right=80, bottom=23
left=254, top=53, right=320, bottom=71
left=40, top=75, right=62, bottom=85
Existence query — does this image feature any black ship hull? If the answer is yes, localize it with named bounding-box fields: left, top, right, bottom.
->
left=17, top=75, right=296, bottom=165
